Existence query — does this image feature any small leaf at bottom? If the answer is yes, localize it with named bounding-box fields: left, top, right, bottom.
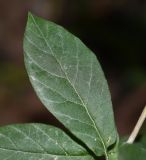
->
left=0, top=124, right=93, bottom=160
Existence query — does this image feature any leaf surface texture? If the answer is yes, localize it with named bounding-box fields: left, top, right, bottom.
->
left=0, top=124, right=92, bottom=160
left=24, top=13, right=118, bottom=157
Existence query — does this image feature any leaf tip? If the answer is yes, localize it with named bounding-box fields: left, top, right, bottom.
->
left=27, top=11, right=35, bottom=22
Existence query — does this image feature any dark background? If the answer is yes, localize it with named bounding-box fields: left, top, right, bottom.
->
left=0, top=0, right=146, bottom=136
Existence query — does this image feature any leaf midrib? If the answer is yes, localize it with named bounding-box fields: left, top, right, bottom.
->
left=28, top=14, right=109, bottom=159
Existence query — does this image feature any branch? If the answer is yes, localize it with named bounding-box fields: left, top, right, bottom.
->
left=127, top=105, right=146, bottom=144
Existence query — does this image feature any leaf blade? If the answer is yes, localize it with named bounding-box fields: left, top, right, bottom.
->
left=119, top=143, right=146, bottom=160
left=24, top=12, right=118, bottom=157
left=0, top=124, right=92, bottom=160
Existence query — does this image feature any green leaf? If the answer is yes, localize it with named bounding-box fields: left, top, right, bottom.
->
left=119, top=135, right=146, bottom=160
left=119, top=143, right=146, bottom=160
left=139, top=134, right=146, bottom=147
left=24, top=12, right=118, bottom=158
left=0, top=124, right=93, bottom=160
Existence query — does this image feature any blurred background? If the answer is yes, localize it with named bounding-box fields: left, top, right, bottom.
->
left=0, top=0, right=146, bottom=136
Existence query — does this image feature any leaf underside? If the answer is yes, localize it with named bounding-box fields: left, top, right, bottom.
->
left=0, top=124, right=93, bottom=160
left=24, top=12, right=118, bottom=158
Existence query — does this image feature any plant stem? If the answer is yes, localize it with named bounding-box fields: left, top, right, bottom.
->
left=127, top=105, right=146, bottom=144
